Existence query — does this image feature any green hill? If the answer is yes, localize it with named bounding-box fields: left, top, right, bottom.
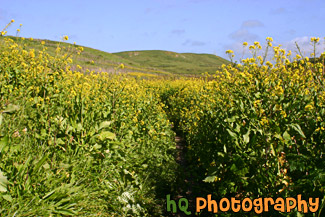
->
left=4, top=36, right=229, bottom=75
left=114, top=50, right=230, bottom=74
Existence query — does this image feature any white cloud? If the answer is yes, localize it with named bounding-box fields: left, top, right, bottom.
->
left=188, top=0, right=212, bottom=3
left=284, top=29, right=296, bottom=36
left=282, top=36, right=325, bottom=57
left=270, top=7, right=287, bottom=15
left=183, top=39, right=206, bottom=46
left=171, top=29, right=186, bottom=35
left=228, top=29, right=259, bottom=42
left=223, top=36, right=325, bottom=63
left=223, top=41, right=270, bottom=60
left=228, top=20, right=263, bottom=45
left=242, top=20, right=264, bottom=28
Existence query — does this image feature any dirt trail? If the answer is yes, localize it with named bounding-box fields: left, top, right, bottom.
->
left=169, top=135, right=195, bottom=216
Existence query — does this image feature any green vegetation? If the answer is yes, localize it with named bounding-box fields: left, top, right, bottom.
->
left=0, top=36, right=178, bottom=216
left=6, top=36, right=229, bottom=76
left=1, top=22, right=324, bottom=216
left=114, top=50, right=230, bottom=75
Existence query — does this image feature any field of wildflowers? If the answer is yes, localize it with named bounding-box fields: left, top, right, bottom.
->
left=0, top=24, right=177, bottom=216
left=1, top=20, right=324, bottom=216
left=158, top=38, right=325, bottom=216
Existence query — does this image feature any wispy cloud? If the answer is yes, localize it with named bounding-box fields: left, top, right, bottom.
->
left=241, top=20, right=264, bottom=28
left=228, top=19, right=263, bottom=43
left=223, top=36, right=325, bottom=63
left=144, top=8, right=153, bottom=14
left=222, top=41, right=246, bottom=58
left=143, top=31, right=158, bottom=37
left=191, top=41, right=206, bottom=46
left=270, top=7, right=287, bottom=15
left=282, top=36, right=325, bottom=56
left=171, top=29, right=185, bottom=35
left=284, top=29, right=296, bottom=36
left=229, top=29, right=259, bottom=42
left=183, top=39, right=206, bottom=46
left=188, top=0, right=212, bottom=3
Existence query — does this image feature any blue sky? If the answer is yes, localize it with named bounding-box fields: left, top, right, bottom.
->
left=1, top=0, right=325, bottom=59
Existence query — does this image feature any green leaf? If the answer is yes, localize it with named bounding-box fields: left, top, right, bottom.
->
left=97, top=131, right=116, bottom=141
left=42, top=190, right=56, bottom=200
left=2, top=194, right=12, bottom=202
left=2, top=104, right=19, bottom=114
left=99, top=121, right=113, bottom=130
left=230, top=163, right=238, bottom=172
left=110, top=143, right=121, bottom=149
left=243, top=130, right=250, bottom=144
left=56, top=138, right=65, bottom=145
left=274, top=133, right=282, bottom=140
left=203, top=176, right=218, bottom=183
left=76, top=123, right=83, bottom=132
left=0, top=170, right=8, bottom=192
left=296, top=211, right=304, bottom=217
left=0, top=135, right=9, bottom=150
left=224, top=116, right=239, bottom=123
left=254, top=92, right=261, bottom=98
left=290, top=124, right=306, bottom=138
left=283, top=131, right=291, bottom=142
left=319, top=173, right=325, bottom=182
left=234, top=124, right=241, bottom=133
left=93, top=143, right=102, bottom=150
left=43, top=163, right=50, bottom=170
left=0, top=114, right=2, bottom=126
left=226, top=129, right=237, bottom=140
left=33, top=155, right=48, bottom=174
left=270, top=143, right=276, bottom=156
left=54, top=208, right=77, bottom=216
left=40, top=129, right=47, bottom=138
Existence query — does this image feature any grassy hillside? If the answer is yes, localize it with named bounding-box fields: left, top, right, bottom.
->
left=114, top=50, right=230, bottom=74
left=5, top=36, right=148, bottom=73
left=5, top=36, right=229, bottom=76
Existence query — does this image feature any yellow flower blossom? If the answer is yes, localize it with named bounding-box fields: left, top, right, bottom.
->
left=266, top=37, right=273, bottom=42
left=304, top=104, right=313, bottom=111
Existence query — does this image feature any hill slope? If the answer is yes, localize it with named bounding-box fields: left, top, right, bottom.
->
left=4, top=36, right=229, bottom=75
left=114, top=50, right=230, bottom=74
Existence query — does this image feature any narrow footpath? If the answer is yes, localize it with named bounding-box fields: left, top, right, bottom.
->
left=168, top=135, right=195, bottom=217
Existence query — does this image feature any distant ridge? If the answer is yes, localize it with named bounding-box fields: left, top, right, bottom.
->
left=114, top=50, right=230, bottom=74
left=5, top=36, right=229, bottom=75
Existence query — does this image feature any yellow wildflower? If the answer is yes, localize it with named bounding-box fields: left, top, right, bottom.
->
left=280, top=110, right=287, bottom=118
left=304, top=104, right=313, bottom=111
left=249, top=45, right=256, bottom=50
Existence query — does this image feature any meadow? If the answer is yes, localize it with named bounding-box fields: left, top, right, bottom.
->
left=0, top=20, right=324, bottom=216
